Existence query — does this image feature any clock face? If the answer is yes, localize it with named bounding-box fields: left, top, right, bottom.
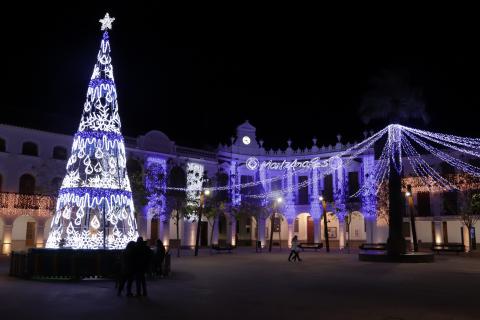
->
left=242, top=136, right=251, bottom=145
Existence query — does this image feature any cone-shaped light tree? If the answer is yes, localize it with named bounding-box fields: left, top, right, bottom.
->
left=46, top=13, right=139, bottom=249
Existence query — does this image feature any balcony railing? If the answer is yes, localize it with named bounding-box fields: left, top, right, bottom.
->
left=0, top=192, right=56, bottom=210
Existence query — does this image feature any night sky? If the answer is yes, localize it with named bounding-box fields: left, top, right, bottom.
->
left=4, top=3, right=480, bottom=151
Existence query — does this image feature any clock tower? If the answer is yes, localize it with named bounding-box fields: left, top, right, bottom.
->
left=235, top=120, right=258, bottom=148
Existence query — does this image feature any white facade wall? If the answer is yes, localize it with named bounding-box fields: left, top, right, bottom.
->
left=2, top=123, right=480, bottom=253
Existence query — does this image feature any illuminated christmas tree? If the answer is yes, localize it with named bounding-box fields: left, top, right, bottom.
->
left=46, top=13, right=138, bottom=249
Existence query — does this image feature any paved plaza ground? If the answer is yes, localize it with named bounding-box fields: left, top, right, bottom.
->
left=1, top=249, right=479, bottom=320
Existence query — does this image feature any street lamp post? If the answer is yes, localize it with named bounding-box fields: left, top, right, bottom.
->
left=269, top=197, right=282, bottom=252
left=194, top=189, right=210, bottom=256
left=320, top=196, right=330, bottom=253
left=406, top=185, right=418, bottom=252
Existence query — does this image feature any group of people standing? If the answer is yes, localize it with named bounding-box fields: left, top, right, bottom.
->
left=117, top=237, right=166, bottom=297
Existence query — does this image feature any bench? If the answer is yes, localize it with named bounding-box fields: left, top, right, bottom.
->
left=359, top=243, right=387, bottom=251
left=298, top=243, right=323, bottom=251
left=211, top=245, right=236, bottom=253
left=431, top=244, right=465, bottom=254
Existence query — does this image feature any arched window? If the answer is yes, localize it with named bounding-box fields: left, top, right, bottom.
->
left=22, top=142, right=38, bottom=156
left=0, top=137, right=5, bottom=152
left=127, top=158, right=142, bottom=174
left=51, top=177, right=63, bottom=194
left=19, top=174, right=36, bottom=194
left=52, top=146, right=67, bottom=160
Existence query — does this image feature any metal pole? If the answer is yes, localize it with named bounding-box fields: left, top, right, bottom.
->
left=323, top=200, right=330, bottom=252
left=194, top=194, right=204, bottom=257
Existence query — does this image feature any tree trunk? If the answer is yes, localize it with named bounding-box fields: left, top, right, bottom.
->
left=323, top=210, right=329, bottom=252
left=194, top=208, right=203, bottom=256
left=387, top=160, right=406, bottom=256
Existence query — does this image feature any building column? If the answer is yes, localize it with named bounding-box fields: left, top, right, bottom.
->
left=463, top=226, right=471, bottom=252
left=287, top=218, right=294, bottom=248
left=258, top=217, right=266, bottom=248
left=313, top=218, right=321, bottom=243
left=212, top=215, right=219, bottom=245
left=433, top=220, right=443, bottom=245
left=35, top=222, right=45, bottom=248
left=338, top=219, right=346, bottom=250
left=2, top=224, right=13, bottom=255
left=229, top=216, right=237, bottom=246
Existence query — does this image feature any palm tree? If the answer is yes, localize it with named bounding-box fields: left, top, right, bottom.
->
left=359, top=69, right=429, bottom=256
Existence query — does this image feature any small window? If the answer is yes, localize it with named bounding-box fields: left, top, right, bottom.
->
left=294, top=218, right=299, bottom=232
left=0, top=138, right=5, bottom=152
left=19, top=174, right=36, bottom=194
left=52, top=146, right=67, bottom=160
left=417, top=192, right=431, bottom=216
left=22, top=142, right=38, bottom=156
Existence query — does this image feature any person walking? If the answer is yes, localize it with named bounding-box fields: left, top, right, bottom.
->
left=117, top=241, right=136, bottom=296
left=288, top=235, right=302, bottom=262
left=154, top=239, right=166, bottom=278
left=134, top=237, right=153, bottom=297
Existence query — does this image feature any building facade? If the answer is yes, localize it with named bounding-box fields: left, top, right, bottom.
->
left=1, top=122, right=478, bottom=254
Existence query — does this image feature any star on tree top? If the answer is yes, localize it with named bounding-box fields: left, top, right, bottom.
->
left=99, top=13, right=115, bottom=30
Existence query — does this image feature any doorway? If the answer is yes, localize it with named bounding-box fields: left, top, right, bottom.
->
left=307, top=216, right=314, bottom=243
left=200, top=221, right=209, bottom=246
left=151, top=217, right=159, bottom=243
left=26, top=221, right=36, bottom=247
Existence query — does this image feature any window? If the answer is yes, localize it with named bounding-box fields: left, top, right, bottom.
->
left=22, top=142, right=38, bottom=156
left=0, top=137, right=5, bottom=152
left=19, top=174, right=36, bottom=194
left=297, top=176, right=309, bottom=204
left=348, top=171, right=360, bottom=196
left=323, top=174, right=333, bottom=202
left=216, top=173, right=229, bottom=202
left=52, top=146, right=67, bottom=160
left=443, top=191, right=458, bottom=215
left=240, top=175, right=254, bottom=196
left=51, top=177, right=63, bottom=194
left=417, top=192, right=431, bottom=216
left=271, top=179, right=282, bottom=192
left=294, top=218, right=299, bottom=232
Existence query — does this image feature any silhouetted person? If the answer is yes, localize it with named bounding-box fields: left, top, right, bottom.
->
left=117, top=241, right=136, bottom=296
left=288, top=235, right=302, bottom=262
left=154, top=239, right=166, bottom=278
left=134, top=237, right=152, bottom=296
